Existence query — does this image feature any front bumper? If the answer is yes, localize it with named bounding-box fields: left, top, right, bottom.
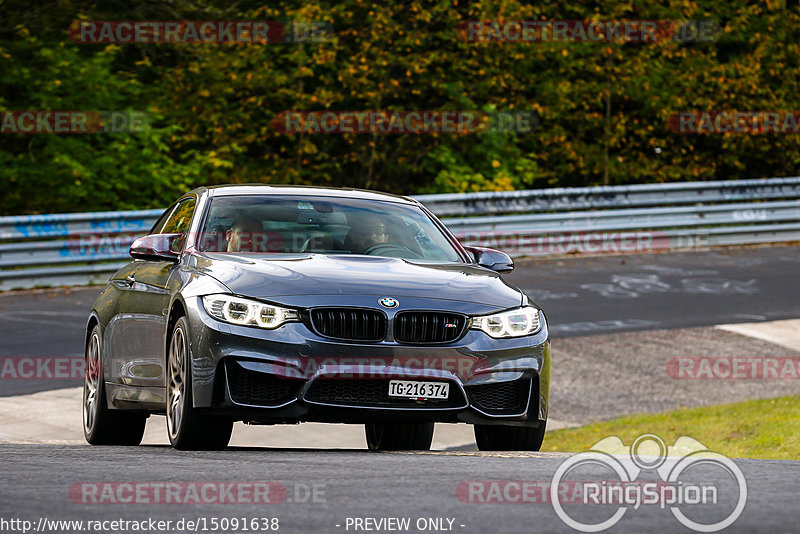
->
left=184, top=296, right=551, bottom=427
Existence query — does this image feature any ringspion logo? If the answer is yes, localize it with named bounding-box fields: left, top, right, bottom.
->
left=550, top=434, right=746, bottom=532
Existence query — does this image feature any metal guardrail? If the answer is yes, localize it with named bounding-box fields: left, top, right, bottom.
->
left=1, top=177, right=799, bottom=290
left=416, top=176, right=800, bottom=216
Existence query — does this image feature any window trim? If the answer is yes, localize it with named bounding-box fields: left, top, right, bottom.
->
left=148, top=203, right=180, bottom=235
left=146, top=194, right=199, bottom=256
left=160, top=196, right=197, bottom=235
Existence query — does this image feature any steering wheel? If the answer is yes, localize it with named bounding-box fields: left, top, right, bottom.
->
left=299, top=233, right=324, bottom=252
left=363, top=243, right=422, bottom=259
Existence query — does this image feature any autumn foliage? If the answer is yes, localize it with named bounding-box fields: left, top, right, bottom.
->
left=1, top=0, right=799, bottom=214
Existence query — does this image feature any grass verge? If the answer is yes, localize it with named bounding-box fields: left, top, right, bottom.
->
left=544, top=395, right=800, bottom=460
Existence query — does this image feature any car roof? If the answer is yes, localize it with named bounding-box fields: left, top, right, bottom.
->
left=187, top=184, right=419, bottom=205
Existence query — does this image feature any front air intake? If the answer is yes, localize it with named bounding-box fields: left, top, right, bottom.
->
left=309, top=308, right=386, bottom=342
left=393, top=311, right=467, bottom=344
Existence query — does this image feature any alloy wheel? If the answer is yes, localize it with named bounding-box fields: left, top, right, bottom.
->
left=82, top=332, right=101, bottom=434
left=167, top=325, right=186, bottom=439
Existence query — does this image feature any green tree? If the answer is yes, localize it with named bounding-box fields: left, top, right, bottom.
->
left=2, top=0, right=800, bottom=214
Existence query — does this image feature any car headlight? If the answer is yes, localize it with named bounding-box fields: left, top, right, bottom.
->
left=202, top=294, right=299, bottom=329
left=470, top=306, right=542, bottom=338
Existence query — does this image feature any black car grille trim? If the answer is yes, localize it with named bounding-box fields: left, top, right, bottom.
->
left=393, top=311, right=467, bottom=344
left=303, top=378, right=468, bottom=410
left=224, top=360, right=301, bottom=408
left=466, top=377, right=532, bottom=416
left=309, top=308, right=386, bottom=342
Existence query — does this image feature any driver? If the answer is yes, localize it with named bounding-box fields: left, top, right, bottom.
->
left=348, top=214, right=389, bottom=254
left=226, top=213, right=265, bottom=252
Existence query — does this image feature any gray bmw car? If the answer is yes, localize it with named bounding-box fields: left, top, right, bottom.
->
left=83, top=185, right=550, bottom=451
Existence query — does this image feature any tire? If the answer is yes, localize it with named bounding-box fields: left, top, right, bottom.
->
left=474, top=420, right=547, bottom=451
left=167, top=316, right=233, bottom=450
left=365, top=422, right=434, bottom=451
left=83, top=325, right=147, bottom=445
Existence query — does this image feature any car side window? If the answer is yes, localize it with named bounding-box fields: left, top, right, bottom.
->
left=161, top=198, right=196, bottom=235
left=149, top=204, right=178, bottom=235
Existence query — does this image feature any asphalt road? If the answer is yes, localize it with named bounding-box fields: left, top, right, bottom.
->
left=0, top=445, right=796, bottom=534
left=1, top=245, right=798, bottom=397
left=2, top=248, right=799, bottom=533
left=509, top=245, right=800, bottom=336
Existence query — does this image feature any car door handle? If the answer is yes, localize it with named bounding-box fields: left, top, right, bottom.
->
left=125, top=275, right=136, bottom=286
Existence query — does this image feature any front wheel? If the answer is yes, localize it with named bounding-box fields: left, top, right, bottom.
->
left=365, top=422, right=434, bottom=451
left=474, top=420, right=547, bottom=451
left=167, top=316, right=233, bottom=450
left=83, top=325, right=146, bottom=445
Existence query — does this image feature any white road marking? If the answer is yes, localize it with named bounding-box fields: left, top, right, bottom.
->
left=716, top=319, right=800, bottom=353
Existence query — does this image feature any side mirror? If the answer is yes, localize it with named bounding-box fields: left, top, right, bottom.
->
left=129, top=233, right=184, bottom=262
left=465, top=246, right=514, bottom=273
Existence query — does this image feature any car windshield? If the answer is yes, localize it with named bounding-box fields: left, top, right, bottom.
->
left=197, top=194, right=463, bottom=262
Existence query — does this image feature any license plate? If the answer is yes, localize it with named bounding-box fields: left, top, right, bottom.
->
left=388, top=380, right=449, bottom=400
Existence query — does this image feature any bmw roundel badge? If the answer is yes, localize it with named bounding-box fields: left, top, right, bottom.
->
left=379, top=297, right=399, bottom=309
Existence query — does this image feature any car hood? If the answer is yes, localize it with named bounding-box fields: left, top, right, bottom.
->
left=193, top=253, right=523, bottom=310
